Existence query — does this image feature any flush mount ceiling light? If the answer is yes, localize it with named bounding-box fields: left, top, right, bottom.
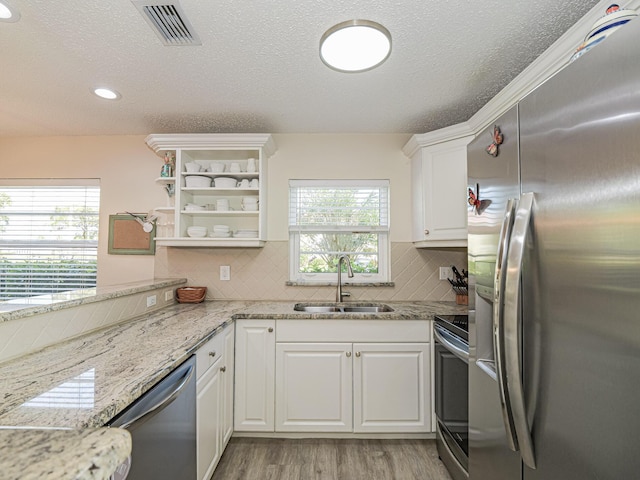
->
left=320, top=19, right=391, bottom=73
left=93, top=88, right=121, bottom=100
left=0, top=1, right=20, bottom=22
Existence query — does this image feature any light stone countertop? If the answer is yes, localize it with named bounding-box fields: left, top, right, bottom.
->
left=0, top=299, right=466, bottom=479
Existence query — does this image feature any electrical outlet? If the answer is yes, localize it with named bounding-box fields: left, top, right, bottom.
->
left=165, top=290, right=173, bottom=302
left=439, top=267, right=452, bottom=280
left=220, top=265, right=231, bottom=281
left=146, top=294, right=157, bottom=308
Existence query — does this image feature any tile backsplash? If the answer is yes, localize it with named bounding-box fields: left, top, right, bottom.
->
left=154, top=241, right=467, bottom=302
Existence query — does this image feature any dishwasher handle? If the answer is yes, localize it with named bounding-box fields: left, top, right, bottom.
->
left=114, top=360, right=195, bottom=430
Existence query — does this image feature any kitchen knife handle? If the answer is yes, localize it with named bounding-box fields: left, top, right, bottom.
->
left=493, top=197, right=519, bottom=452
left=504, top=192, right=536, bottom=469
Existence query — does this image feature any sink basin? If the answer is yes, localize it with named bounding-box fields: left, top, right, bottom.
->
left=293, top=303, right=394, bottom=313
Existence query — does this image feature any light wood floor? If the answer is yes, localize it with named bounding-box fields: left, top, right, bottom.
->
left=211, top=438, right=453, bottom=480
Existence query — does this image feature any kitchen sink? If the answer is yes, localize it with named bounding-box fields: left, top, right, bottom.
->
left=293, top=303, right=394, bottom=313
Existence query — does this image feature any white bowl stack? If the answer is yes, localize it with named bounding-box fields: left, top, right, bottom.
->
left=211, top=225, right=231, bottom=238
left=187, top=226, right=207, bottom=238
left=241, top=196, right=258, bottom=211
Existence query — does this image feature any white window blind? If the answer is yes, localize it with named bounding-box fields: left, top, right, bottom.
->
left=289, top=179, right=389, bottom=231
left=0, top=180, right=100, bottom=301
left=288, top=180, right=389, bottom=283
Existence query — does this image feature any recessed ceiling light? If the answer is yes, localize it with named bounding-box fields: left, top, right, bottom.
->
left=320, top=20, right=391, bottom=73
left=93, top=88, right=121, bottom=100
left=0, top=1, right=20, bottom=22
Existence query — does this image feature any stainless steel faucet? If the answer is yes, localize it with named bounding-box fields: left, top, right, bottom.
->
left=336, top=254, right=354, bottom=302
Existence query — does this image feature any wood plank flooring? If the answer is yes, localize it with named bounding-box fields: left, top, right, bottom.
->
left=212, top=438, right=453, bottom=480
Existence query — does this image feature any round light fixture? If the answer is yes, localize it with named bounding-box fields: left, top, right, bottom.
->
left=93, top=87, right=121, bottom=100
left=0, top=1, right=20, bottom=22
left=320, top=20, right=391, bottom=73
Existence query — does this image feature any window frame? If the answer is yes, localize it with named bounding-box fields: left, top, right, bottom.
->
left=0, top=178, right=100, bottom=302
left=288, top=179, right=390, bottom=284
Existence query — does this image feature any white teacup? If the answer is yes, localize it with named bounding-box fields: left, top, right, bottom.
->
left=229, top=163, right=241, bottom=173
left=238, top=179, right=250, bottom=188
left=211, top=163, right=225, bottom=173
left=185, top=163, right=201, bottom=173
left=250, top=179, right=259, bottom=188
left=242, top=203, right=258, bottom=211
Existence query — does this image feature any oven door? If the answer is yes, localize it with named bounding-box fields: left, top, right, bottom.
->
left=434, top=324, right=469, bottom=477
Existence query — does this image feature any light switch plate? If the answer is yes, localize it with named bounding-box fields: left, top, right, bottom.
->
left=439, top=267, right=452, bottom=280
left=146, top=294, right=157, bottom=307
left=220, top=265, right=230, bottom=281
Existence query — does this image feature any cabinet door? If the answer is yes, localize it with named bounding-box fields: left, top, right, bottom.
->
left=197, top=356, right=222, bottom=480
left=221, top=325, right=235, bottom=447
left=234, top=319, right=276, bottom=432
left=353, top=343, right=430, bottom=433
left=412, top=136, right=472, bottom=247
left=275, top=343, right=352, bottom=432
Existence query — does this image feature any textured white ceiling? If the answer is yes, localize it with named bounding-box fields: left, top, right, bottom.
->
left=0, top=0, right=601, bottom=137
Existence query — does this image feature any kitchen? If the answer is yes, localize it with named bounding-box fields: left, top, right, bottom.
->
left=1, top=1, right=639, bottom=479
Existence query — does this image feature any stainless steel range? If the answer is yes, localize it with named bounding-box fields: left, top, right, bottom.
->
left=434, top=314, right=469, bottom=480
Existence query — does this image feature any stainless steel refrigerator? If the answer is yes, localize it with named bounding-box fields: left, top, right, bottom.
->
left=467, top=19, right=640, bottom=480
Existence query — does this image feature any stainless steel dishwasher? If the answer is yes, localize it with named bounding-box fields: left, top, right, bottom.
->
left=108, top=355, right=197, bottom=480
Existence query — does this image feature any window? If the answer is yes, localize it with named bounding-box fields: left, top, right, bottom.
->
left=289, top=179, right=389, bottom=283
left=0, top=180, right=100, bottom=302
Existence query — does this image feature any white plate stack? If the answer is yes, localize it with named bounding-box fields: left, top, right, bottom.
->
left=233, top=229, right=259, bottom=238
left=211, top=225, right=231, bottom=238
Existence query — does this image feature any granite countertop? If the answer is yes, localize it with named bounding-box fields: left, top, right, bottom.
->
left=0, top=299, right=466, bottom=479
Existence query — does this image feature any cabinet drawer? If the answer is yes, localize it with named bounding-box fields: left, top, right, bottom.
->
left=196, top=330, right=225, bottom=380
left=275, top=319, right=429, bottom=343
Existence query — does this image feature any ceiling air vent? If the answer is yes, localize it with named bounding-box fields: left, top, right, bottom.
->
left=132, top=0, right=201, bottom=46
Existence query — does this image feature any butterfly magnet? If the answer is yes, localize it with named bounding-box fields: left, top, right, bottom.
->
left=485, top=125, right=503, bottom=157
left=468, top=184, right=491, bottom=215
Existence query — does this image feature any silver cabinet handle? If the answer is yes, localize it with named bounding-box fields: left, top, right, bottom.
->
left=268, top=327, right=274, bottom=333
left=424, top=229, right=430, bottom=235
left=208, top=351, right=216, bottom=357
left=504, top=192, right=536, bottom=469
left=493, top=198, right=518, bottom=452
left=346, top=351, right=351, bottom=357
left=355, top=352, right=361, bottom=357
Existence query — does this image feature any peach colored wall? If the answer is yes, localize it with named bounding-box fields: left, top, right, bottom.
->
left=0, top=135, right=163, bottom=286
left=0, top=133, right=431, bottom=292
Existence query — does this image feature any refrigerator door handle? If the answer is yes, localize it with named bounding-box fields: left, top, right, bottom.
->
left=504, top=192, right=537, bottom=469
left=493, top=197, right=519, bottom=452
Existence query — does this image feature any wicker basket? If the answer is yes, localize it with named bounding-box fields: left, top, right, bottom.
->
left=176, top=287, right=207, bottom=303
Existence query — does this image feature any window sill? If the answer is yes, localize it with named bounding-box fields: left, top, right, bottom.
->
left=286, top=281, right=395, bottom=287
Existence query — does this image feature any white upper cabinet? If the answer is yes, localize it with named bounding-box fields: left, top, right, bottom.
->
left=146, top=133, right=276, bottom=247
left=404, top=128, right=473, bottom=248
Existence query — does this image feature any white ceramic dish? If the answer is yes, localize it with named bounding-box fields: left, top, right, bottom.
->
left=185, top=175, right=211, bottom=188
left=184, top=163, right=201, bottom=173
left=214, top=177, right=237, bottom=188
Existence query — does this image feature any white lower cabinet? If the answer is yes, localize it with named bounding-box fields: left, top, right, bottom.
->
left=353, top=343, right=430, bottom=433
left=275, top=343, right=353, bottom=432
left=234, top=319, right=276, bottom=432
left=196, top=324, right=234, bottom=480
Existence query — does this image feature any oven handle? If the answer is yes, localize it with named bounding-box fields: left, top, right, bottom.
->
left=434, top=324, right=469, bottom=364
left=504, top=192, right=536, bottom=469
left=493, top=197, right=518, bottom=452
